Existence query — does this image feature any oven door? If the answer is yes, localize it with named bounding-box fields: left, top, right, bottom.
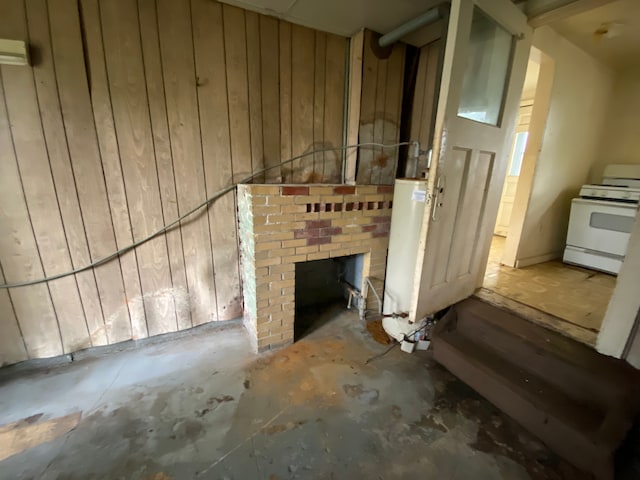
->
left=566, top=198, right=637, bottom=256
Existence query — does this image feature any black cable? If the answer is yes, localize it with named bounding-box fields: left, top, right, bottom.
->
left=0, top=141, right=412, bottom=289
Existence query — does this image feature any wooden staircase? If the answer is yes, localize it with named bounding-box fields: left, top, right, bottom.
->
left=432, top=297, right=640, bottom=479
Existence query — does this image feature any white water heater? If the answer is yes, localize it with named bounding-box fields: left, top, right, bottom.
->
left=382, top=179, right=429, bottom=341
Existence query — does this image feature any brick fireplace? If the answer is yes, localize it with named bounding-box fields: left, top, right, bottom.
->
left=237, top=184, right=394, bottom=352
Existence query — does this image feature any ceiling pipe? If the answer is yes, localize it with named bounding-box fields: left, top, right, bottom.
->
left=378, top=6, right=443, bottom=47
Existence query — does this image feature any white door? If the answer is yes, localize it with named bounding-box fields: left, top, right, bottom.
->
left=410, top=0, right=532, bottom=319
left=494, top=104, right=531, bottom=236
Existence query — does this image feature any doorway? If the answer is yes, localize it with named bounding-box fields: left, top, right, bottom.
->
left=480, top=47, right=616, bottom=347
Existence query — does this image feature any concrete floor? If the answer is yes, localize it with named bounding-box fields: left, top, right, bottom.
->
left=0, top=303, right=585, bottom=480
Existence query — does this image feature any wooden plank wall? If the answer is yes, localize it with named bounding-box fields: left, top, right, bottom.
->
left=407, top=39, right=442, bottom=177
left=356, top=30, right=406, bottom=185
left=0, top=0, right=347, bottom=366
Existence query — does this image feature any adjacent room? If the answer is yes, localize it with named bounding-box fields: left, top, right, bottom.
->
left=1, top=1, right=639, bottom=479
left=479, top=0, right=640, bottom=348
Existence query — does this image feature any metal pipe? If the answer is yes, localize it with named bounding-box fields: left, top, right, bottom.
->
left=378, top=7, right=442, bottom=47
left=364, top=277, right=382, bottom=315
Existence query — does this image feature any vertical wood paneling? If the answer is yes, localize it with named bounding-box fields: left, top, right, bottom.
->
left=0, top=263, right=27, bottom=366
left=80, top=0, right=147, bottom=340
left=246, top=11, right=264, bottom=180
left=324, top=34, right=347, bottom=183
left=138, top=0, right=191, bottom=331
left=5, top=0, right=89, bottom=354
left=313, top=31, right=326, bottom=180
left=49, top=0, right=131, bottom=344
left=357, top=29, right=407, bottom=185
left=157, top=0, right=217, bottom=326
left=99, top=0, right=176, bottom=336
left=279, top=21, right=292, bottom=179
left=223, top=5, right=252, bottom=181
left=260, top=15, right=281, bottom=183
left=26, top=0, right=105, bottom=349
left=290, top=25, right=315, bottom=183
left=376, top=45, right=405, bottom=184
left=192, top=0, right=241, bottom=320
left=345, top=29, right=365, bottom=184
left=0, top=70, right=61, bottom=358
left=357, top=30, right=379, bottom=184
left=411, top=40, right=442, bottom=155
left=0, top=0, right=349, bottom=365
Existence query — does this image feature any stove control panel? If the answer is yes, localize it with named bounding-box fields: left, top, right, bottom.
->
left=580, top=184, right=640, bottom=203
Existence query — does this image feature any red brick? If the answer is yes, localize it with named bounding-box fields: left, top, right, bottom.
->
left=377, top=185, right=394, bottom=194
left=373, top=216, right=391, bottom=224
left=373, top=231, right=389, bottom=238
left=334, top=186, right=356, bottom=195
left=320, top=226, right=342, bottom=236
left=306, top=219, right=331, bottom=229
left=362, top=225, right=377, bottom=232
left=282, top=186, right=309, bottom=196
left=294, top=228, right=320, bottom=239
left=307, top=236, right=331, bottom=246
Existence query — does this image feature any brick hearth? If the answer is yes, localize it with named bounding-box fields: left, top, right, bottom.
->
left=237, top=184, right=393, bottom=352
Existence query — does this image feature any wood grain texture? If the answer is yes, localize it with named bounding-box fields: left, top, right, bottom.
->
left=377, top=44, right=405, bottom=185
left=357, top=30, right=406, bottom=185
left=0, top=68, right=61, bottom=359
left=246, top=10, right=264, bottom=181
left=49, top=0, right=131, bottom=344
left=26, top=0, right=105, bottom=350
left=290, top=24, right=315, bottom=183
left=345, top=29, right=364, bottom=184
left=7, top=0, right=89, bottom=354
left=0, top=263, right=27, bottom=366
left=279, top=21, right=292, bottom=180
left=223, top=4, right=252, bottom=182
left=157, top=0, right=217, bottom=326
left=80, top=0, right=146, bottom=340
left=324, top=34, right=347, bottom=183
left=0, top=0, right=348, bottom=365
left=313, top=31, right=326, bottom=179
left=192, top=0, right=241, bottom=320
left=138, top=0, right=191, bottom=330
left=99, top=0, right=176, bottom=336
left=260, top=15, right=281, bottom=183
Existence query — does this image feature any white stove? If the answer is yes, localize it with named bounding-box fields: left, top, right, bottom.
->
left=563, top=165, right=640, bottom=275
left=578, top=184, right=640, bottom=203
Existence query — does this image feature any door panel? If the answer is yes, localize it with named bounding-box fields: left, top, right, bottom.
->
left=410, top=0, right=531, bottom=320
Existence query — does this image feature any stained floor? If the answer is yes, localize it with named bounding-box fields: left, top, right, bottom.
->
left=483, top=236, right=616, bottom=342
left=0, top=304, right=585, bottom=480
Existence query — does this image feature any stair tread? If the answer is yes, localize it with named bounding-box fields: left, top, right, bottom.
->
left=456, top=298, right=640, bottom=388
left=438, top=329, right=604, bottom=435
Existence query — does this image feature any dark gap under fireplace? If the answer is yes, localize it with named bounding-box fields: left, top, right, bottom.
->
left=294, top=254, right=364, bottom=340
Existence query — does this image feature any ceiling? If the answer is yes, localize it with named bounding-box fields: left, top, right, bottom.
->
left=219, top=0, right=443, bottom=39
left=549, top=0, right=640, bottom=71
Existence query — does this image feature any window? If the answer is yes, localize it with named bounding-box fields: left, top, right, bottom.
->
left=457, top=7, right=514, bottom=126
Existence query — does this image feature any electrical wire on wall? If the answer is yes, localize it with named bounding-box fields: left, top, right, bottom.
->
left=0, top=141, right=413, bottom=289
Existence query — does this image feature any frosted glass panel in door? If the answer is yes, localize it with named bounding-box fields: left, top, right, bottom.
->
left=457, top=7, right=513, bottom=126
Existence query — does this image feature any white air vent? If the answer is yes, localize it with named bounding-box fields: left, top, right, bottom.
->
left=0, top=39, right=29, bottom=66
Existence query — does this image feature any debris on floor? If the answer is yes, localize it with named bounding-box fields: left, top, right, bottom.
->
left=0, top=304, right=587, bottom=479
left=365, top=318, right=392, bottom=345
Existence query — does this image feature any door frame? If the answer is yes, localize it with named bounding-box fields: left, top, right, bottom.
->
left=501, top=47, right=555, bottom=267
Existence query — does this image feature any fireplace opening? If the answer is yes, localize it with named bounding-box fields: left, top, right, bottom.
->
left=294, top=254, right=364, bottom=340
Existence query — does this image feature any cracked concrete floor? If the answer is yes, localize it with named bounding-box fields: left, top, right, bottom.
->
left=0, top=303, right=585, bottom=480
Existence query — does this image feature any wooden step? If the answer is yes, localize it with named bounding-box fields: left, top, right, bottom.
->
left=432, top=298, right=640, bottom=480
left=452, top=299, right=635, bottom=410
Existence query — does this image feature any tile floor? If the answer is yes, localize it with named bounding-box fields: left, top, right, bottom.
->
left=482, top=236, right=616, bottom=344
